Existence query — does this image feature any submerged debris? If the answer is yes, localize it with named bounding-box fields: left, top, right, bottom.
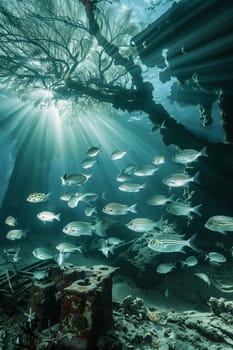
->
left=99, top=296, right=233, bottom=350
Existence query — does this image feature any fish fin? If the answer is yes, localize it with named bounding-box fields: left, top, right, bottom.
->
left=168, top=193, right=175, bottom=202
left=23, top=229, right=28, bottom=238
left=45, top=192, right=51, bottom=199
left=56, top=213, right=61, bottom=221
left=128, top=203, right=137, bottom=214
left=193, top=171, right=200, bottom=185
left=218, top=230, right=227, bottom=235
left=180, top=261, right=186, bottom=268
left=75, top=247, right=83, bottom=254
left=204, top=254, right=209, bottom=261
left=85, top=173, right=93, bottom=180
left=188, top=232, right=199, bottom=252
left=141, top=183, right=147, bottom=190
left=201, top=146, right=208, bottom=157
left=107, top=246, right=115, bottom=257
left=193, top=204, right=202, bottom=216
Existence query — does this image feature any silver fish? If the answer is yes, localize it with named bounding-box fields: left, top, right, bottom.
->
left=68, top=192, right=105, bottom=208
left=81, top=158, right=97, bottom=169
left=60, top=173, right=91, bottom=186
left=156, top=262, right=176, bottom=274
left=126, top=218, right=159, bottom=232
left=56, top=242, right=82, bottom=253
left=146, top=193, right=174, bottom=206
left=152, top=155, right=165, bottom=165
left=180, top=255, right=198, bottom=268
left=56, top=250, right=68, bottom=270
left=204, top=215, right=233, bottom=234
left=6, top=229, right=27, bottom=241
left=5, top=215, right=18, bottom=227
left=166, top=202, right=202, bottom=218
left=81, top=192, right=106, bottom=202
left=62, top=221, right=95, bottom=237
left=106, top=237, right=124, bottom=246
left=118, top=182, right=146, bottom=192
left=60, top=193, right=74, bottom=201
left=163, top=172, right=200, bottom=188
left=134, top=164, right=158, bottom=177
left=148, top=233, right=197, bottom=253
left=33, top=270, right=49, bottom=281
left=4, top=246, right=21, bottom=263
left=32, top=247, right=54, bottom=260
left=37, top=211, right=61, bottom=223
left=111, top=150, right=127, bottom=160
left=172, top=147, right=207, bottom=165
left=116, top=173, right=133, bottom=182
left=121, top=164, right=137, bottom=175
left=67, top=193, right=84, bottom=208
left=103, top=202, right=137, bottom=215
left=87, top=146, right=101, bottom=157
left=3, top=247, right=19, bottom=256
left=27, top=192, right=51, bottom=203
left=206, top=251, right=227, bottom=264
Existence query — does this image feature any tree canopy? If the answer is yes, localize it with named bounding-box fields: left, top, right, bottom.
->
left=0, top=0, right=151, bottom=119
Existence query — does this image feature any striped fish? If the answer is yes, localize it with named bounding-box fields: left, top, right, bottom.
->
left=148, top=233, right=197, bottom=253
left=204, top=215, right=233, bottom=234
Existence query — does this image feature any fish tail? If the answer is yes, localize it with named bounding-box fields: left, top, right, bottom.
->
left=201, top=146, right=208, bottom=157
left=56, top=213, right=61, bottom=221
left=60, top=176, right=66, bottom=186
left=193, top=203, right=202, bottom=216
left=75, top=247, right=83, bottom=254
left=85, top=173, right=92, bottom=181
left=180, top=260, right=186, bottom=268
left=45, top=192, right=51, bottom=199
left=168, top=193, right=175, bottom=202
left=128, top=203, right=137, bottom=214
left=193, top=171, right=200, bottom=185
left=188, top=233, right=199, bottom=251
left=141, top=183, right=147, bottom=190
left=23, top=229, right=29, bottom=238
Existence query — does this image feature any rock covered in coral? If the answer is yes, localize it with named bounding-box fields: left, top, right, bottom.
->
left=98, top=296, right=233, bottom=350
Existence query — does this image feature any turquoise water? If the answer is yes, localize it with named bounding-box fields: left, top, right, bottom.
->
left=0, top=0, right=232, bottom=303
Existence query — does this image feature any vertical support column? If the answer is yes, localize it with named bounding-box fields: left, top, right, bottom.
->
left=57, top=266, right=117, bottom=350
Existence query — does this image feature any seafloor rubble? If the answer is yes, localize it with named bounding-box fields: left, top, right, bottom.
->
left=99, top=296, right=233, bottom=350
left=0, top=261, right=233, bottom=349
